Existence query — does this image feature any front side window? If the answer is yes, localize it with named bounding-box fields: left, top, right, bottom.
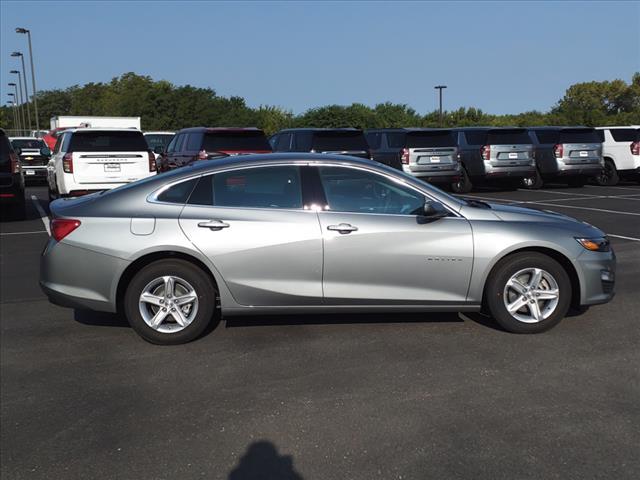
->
left=188, top=166, right=302, bottom=209
left=317, top=166, right=425, bottom=215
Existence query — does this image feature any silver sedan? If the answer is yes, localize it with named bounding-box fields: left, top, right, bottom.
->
left=40, top=154, right=616, bottom=344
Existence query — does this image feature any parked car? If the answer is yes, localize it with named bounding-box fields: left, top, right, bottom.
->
left=156, top=127, right=271, bottom=172
left=144, top=131, right=175, bottom=154
left=9, top=137, right=51, bottom=184
left=40, top=153, right=615, bottom=345
left=47, top=128, right=156, bottom=199
left=366, top=128, right=461, bottom=184
left=452, top=127, right=536, bottom=193
left=270, top=128, right=371, bottom=159
left=595, top=126, right=640, bottom=185
left=524, top=127, right=603, bottom=189
left=0, top=129, right=26, bottom=220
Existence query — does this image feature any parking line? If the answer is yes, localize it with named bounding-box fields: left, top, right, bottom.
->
left=517, top=189, right=596, bottom=197
left=523, top=202, right=640, bottom=216
left=30, top=195, right=50, bottom=235
left=608, top=234, right=640, bottom=242
left=0, top=230, right=48, bottom=236
left=585, top=185, right=640, bottom=192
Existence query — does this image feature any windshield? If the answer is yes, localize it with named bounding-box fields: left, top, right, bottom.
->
left=11, top=139, right=46, bottom=150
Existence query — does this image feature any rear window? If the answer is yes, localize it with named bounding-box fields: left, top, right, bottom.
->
left=311, top=131, right=368, bottom=152
left=406, top=131, right=456, bottom=148
left=462, top=131, right=488, bottom=145
left=533, top=130, right=561, bottom=144
left=202, top=131, right=270, bottom=152
left=487, top=129, right=531, bottom=145
left=559, top=129, right=600, bottom=144
left=69, top=131, right=148, bottom=152
left=610, top=129, right=639, bottom=142
left=11, top=139, right=46, bottom=150
left=386, top=132, right=406, bottom=149
left=365, top=132, right=382, bottom=150
left=145, top=134, right=174, bottom=150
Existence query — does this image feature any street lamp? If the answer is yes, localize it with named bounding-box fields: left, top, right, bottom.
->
left=11, top=52, right=32, bottom=131
left=8, top=82, right=25, bottom=132
left=434, top=85, right=447, bottom=126
left=7, top=93, right=21, bottom=131
left=16, top=27, right=40, bottom=132
left=10, top=68, right=32, bottom=131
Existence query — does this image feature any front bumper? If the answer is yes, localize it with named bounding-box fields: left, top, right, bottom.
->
left=575, top=248, right=616, bottom=306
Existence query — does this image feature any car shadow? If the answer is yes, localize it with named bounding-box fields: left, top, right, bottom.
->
left=228, top=441, right=303, bottom=480
left=73, top=309, right=130, bottom=328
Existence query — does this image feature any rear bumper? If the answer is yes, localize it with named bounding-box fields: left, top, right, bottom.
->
left=22, top=166, right=48, bottom=180
left=403, top=164, right=461, bottom=183
left=542, top=161, right=603, bottom=177
left=482, top=165, right=536, bottom=179
left=575, top=249, right=616, bottom=306
left=58, top=172, right=156, bottom=196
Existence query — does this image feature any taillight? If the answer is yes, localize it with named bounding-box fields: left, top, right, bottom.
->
left=481, top=145, right=491, bottom=161
left=50, top=219, right=81, bottom=242
left=198, top=150, right=208, bottom=160
left=148, top=151, right=157, bottom=172
left=9, top=152, right=20, bottom=173
left=63, top=153, right=73, bottom=173
left=401, top=148, right=410, bottom=165
left=553, top=144, right=564, bottom=158
left=631, top=141, right=640, bottom=156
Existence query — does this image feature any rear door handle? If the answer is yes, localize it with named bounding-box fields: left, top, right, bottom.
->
left=198, top=220, right=230, bottom=230
left=327, top=223, right=358, bottom=234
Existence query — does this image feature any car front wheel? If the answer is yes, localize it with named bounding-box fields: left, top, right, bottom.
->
left=124, top=259, right=218, bottom=345
left=485, top=252, right=571, bottom=333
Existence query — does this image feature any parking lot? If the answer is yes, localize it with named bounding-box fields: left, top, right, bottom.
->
left=1, top=182, right=639, bottom=479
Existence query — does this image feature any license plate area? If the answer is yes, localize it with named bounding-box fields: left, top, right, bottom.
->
left=104, top=164, right=121, bottom=172
left=25, top=170, right=35, bottom=175
left=579, top=151, right=588, bottom=157
left=508, top=152, right=518, bottom=159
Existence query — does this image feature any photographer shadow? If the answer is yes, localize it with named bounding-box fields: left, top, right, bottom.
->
left=228, top=441, right=303, bottom=480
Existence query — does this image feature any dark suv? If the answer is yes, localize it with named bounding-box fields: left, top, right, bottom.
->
left=524, top=127, right=603, bottom=188
left=452, top=127, right=535, bottom=193
left=0, top=129, right=26, bottom=220
left=270, top=128, right=371, bottom=159
left=156, top=128, right=271, bottom=172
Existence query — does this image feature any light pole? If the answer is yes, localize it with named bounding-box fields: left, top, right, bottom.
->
left=10, top=68, right=32, bottom=131
left=434, top=85, right=447, bottom=127
left=16, top=28, right=40, bottom=132
left=11, top=53, right=32, bottom=131
left=8, top=82, right=25, bottom=133
left=7, top=100, right=19, bottom=131
left=7, top=94, right=21, bottom=131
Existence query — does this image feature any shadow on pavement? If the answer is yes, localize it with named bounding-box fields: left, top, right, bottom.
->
left=228, top=441, right=303, bottom=480
left=74, top=309, right=129, bottom=328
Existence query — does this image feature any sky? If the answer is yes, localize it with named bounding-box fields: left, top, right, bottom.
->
left=1, top=1, right=639, bottom=116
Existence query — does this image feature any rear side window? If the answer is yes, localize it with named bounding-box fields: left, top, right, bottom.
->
left=188, top=166, right=302, bottom=209
left=487, top=129, right=531, bottom=145
left=386, top=132, right=406, bottom=148
left=610, top=129, right=639, bottom=142
left=311, top=131, right=368, bottom=152
left=406, top=131, right=456, bottom=148
left=145, top=134, right=174, bottom=150
left=156, top=178, right=198, bottom=204
left=462, top=131, right=488, bottom=145
left=558, top=129, right=600, bottom=144
left=275, top=133, right=292, bottom=151
left=202, top=131, right=271, bottom=152
left=187, top=132, right=203, bottom=151
left=69, top=131, right=148, bottom=152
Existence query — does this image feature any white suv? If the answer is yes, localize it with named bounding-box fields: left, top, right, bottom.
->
left=595, top=126, right=640, bottom=185
left=47, top=128, right=156, bottom=198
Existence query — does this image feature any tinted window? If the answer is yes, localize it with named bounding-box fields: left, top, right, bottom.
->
left=69, top=131, right=148, bottom=152
left=596, top=130, right=605, bottom=142
left=188, top=166, right=302, bottom=209
left=293, top=132, right=312, bottom=151
left=463, top=131, right=488, bottom=145
left=165, top=135, right=178, bottom=153
left=365, top=132, right=382, bottom=150
left=487, top=129, right=531, bottom=145
left=610, top=128, right=639, bottom=142
left=145, top=134, right=174, bottom=150
left=275, top=133, right=292, bottom=151
left=406, top=131, right=456, bottom=148
left=318, top=166, right=425, bottom=215
left=311, top=131, right=368, bottom=152
left=202, top=131, right=270, bottom=152
left=186, top=132, right=203, bottom=151
left=533, top=130, right=560, bottom=144
left=386, top=132, right=406, bottom=148
left=11, top=139, right=46, bottom=149
left=156, top=178, right=198, bottom=204
left=558, top=129, right=600, bottom=144
left=173, top=134, right=186, bottom=152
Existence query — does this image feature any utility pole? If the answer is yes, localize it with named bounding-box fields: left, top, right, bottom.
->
left=434, top=85, right=447, bottom=127
left=8, top=93, right=21, bottom=131
left=16, top=28, right=40, bottom=132
left=8, top=83, right=25, bottom=133
left=7, top=100, right=18, bottom=131
left=11, top=68, right=32, bottom=131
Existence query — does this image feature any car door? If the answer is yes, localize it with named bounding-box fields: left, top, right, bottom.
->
left=178, top=164, right=323, bottom=306
left=314, top=165, right=474, bottom=304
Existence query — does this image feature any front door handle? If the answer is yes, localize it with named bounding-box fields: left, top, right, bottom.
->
left=327, top=223, right=358, bottom=234
left=198, top=220, right=230, bottom=230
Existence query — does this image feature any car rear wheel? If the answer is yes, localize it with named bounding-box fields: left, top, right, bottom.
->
left=124, top=259, right=218, bottom=345
left=596, top=159, right=619, bottom=186
left=522, top=168, right=543, bottom=189
left=485, top=252, right=571, bottom=333
left=451, top=167, right=473, bottom=194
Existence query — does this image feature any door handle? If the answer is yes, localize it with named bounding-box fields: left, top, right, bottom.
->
left=327, top=223, right=358, bottom=234
left=198, top=220, right=230, bottom=230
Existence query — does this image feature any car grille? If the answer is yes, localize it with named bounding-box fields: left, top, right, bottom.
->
left=21, top=156, right=48, bottom=167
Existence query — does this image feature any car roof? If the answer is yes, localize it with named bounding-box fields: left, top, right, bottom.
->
left=453, top=126, right=526, bottom=131
left=365, top=128, right=453, bottom=132
left=595, top=126, right=640, bottom=129
left=176, top=127, right=264, bottom=134
left=63, top=127, right=143, bottom=134
left=144, top=131, right=175, bottom=135
left=277, top=128, right=363, bottom=133
left=531, top=126, right=593, bottom=130
left=9, top=136, right=43, bottom=141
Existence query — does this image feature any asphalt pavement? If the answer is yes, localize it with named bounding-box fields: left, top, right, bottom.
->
left=1, top=183, right=639, bottom=480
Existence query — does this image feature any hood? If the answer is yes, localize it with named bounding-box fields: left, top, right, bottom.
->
left=488, top=203, right=579, bottom=223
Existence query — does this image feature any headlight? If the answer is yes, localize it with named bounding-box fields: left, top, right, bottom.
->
left=576, top=237, right=610, bottom=252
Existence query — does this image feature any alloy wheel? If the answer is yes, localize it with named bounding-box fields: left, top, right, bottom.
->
left=138, top=275, right=199, bottom=333
left=503, top=268, right=560, bottom=323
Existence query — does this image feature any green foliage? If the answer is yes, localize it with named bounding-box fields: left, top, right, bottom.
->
left=1, top=72, right=638, bottom=133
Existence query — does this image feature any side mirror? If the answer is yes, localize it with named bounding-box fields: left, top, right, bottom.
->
left=14, top=147, right=22, bottom=156
left=40, top=147, right=52, bottom=157
left=153, top=145, right=165, bottom=155
left=422, top=201, right=449, bottom=220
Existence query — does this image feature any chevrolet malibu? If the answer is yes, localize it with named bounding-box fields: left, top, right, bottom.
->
left=40, top=154, right=615, bottom=344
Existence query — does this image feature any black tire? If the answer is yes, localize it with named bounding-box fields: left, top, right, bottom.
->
left=567, top=176, right=586, bottom=188
left=451, top=167, right=473, bottom=194
left=522, top=168, right=543, bottom=189
left=484, top=252, right=571, bottom=334
left=124, top=259, right=218, bottom=345
left=595, top=159, right=619, bottom=186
